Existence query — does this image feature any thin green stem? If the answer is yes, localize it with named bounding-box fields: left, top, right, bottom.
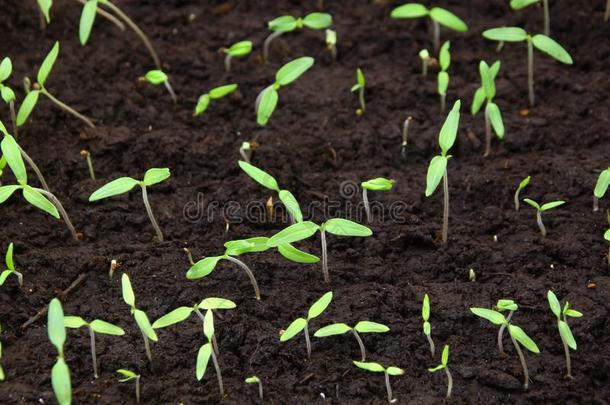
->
left=304, top=321, right=312, bottom=360
left=141, top=185, right=164, bottom=242
left=320, top=229, right=329, bottom=282
left=384, top=371, right=394, bottom=403
left=497, top=311, right=513, bottom=355
left=9, top=101, right=18, bottom=138
left=442, top=169, right=449, bottom=244
left=527, top=40, right=535, bottom=107
left=358, top=87, right=365, bottom=114
left=351, top=329, right=367, bottom=361
left=422, top=58, right=428, bottom=77
left=89, top=327, right=99, bottom=378
left=536, top=210, right=547, bottom=237
left=440, top=92, right=446, bottom=114
left=515, top=189, right=522, bottom=211
left=445, top=367, right=453, bottom=398
left=19, top=145, right=50, bottom=191
left=510, top=332, right=530, bottom=389
left=163, top=80, right=177, bottom=104
left=263, top=31, right=284, bottom=63
left=484, top=103, right=492, bottom=157
left=432, top=19, right=440, bottom=53
left=34, top=188, right=79, bottom=240
left=543, top=0, right=550, bottom=36
left=225, top=256, right=261, bottom=300
left=362, top=188, right=371, bottom=223
left=210, top=349, right=224, bottom=398
left=606, top=0, right=610, bottom=22
left=224, top=54, right=232, bottom=72
left=426, top=333, right=435, bottom=358
left=41, top=89, right=95, bottom=128
left=560, top=316, right=572, bottom=378
left=141, top=329, right=152, bottom=363
left=135, top=376, right=141, bottom=403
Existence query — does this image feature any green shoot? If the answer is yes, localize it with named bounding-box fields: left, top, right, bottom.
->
left=494, top=299, right=519, bottom=355
left=314, top=320, right=389, bottom=361
left=239, top=142, right=252, bottom=163
left=361, top=177, right=395, bottom=222
left=325, top=29, right=337, bottom=61
left=390, top=3, right=468, bottom=52
left=605, top=229, right=610, bottom=267
left=196, top=309, right=224, bottom=398
left=89, top=168, right=170, bottom=241
left=256, top=57, right=314, bottom=126
left=523, top=198, right=565, bottom=237
left=121, top=274, right=158, bottom=363
left=469, top=268, right=476, bottom=282
left=280, top=291, right=332, bottom=359
left=245, top=375, right=263, bottom=400
left=472, top=61, right=504, bottom=157
left=428, top=344, right=452, bottom=398
left=17, top=42, right=95, bottom=128
left=510, top=0, right=551, bottom=36
left=419, top=49, right=430, bottom=77
left=109, top=259, right=118, bottom=279
left=593, top=167, right=610, bottom=212
left=37, top=0, right=52, bottom=25
left=353, top=361, right=404, bottom=403
left=220, top=41, right=252, bottom=72
left=0, top=322, right=4, bottom=381
left=425, top=100, right=461, bottom=244
left=64, top=315, right=124, bottom=378
left=422, top=294, right=435, bottom=357
left=470, top=306, right=540, bottom=389
left=514, top=176, right=531, bottom=211
left=1, top=243, right=22, bottom=287
left=437, top=41, right=451, bottom=113
left=0, top=57, right=18, bottom=137
left=401, top=116, right=413, bottom=158
left=48, top=298, right=72, bottom=405
left=141, top=70, right=177, bottom=104
left=351, top=68, right=366, bottom=115
left=194, top=84, right=237, bottom=117
left=117, top=369, right=140, bottom=404
left=482, top=27, right=572, bottom=106
left=80, top=150, right=95, bottom=180
left=264, top=13, right=332, bottom=62
left=547, top=290, right=583, bottom=378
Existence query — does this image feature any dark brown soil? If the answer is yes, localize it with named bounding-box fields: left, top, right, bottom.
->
left=1, top=0, right=609, bottom=403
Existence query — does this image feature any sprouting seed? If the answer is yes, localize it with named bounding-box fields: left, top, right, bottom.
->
left=141, top=70, right=177, bottom=104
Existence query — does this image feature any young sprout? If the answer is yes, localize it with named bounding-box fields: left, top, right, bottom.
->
left=351, top=68, right=366, bottom=115
left=280, top=292, right=332, bottom=359
left=605, top=229, right=610, bottom=267
left=0, top=322, right=4, bottom=381
left=425, top=100, right=461, bottom=244
left=109, top=259, right=118, bottom=279
left=239, top=142, right=252, bottom=163
left=428, top=344, right=452, bottom=398
left=437, top=41, right=451, bottom=113
left=256, top=57, right=314, bottom=126
left=197, top=309, right=224, bottom=398
left=263, top=13, right=332, bottom=62
left=390, top=3, right=468, bottom=52
left=220, top=41, right=252, bottom=72
left=470, top=306, right=540, bottom=389
left=523, top=198, right=565, bottom=237
left=514, top=176, right=531, bottom=211
left=469, top=268, right=476, bottom=282
left=510, top=0, right=551, bottom=36
left=64, top=315, right=125, bottom=378
left=141, top=70, right=177, bottom=104
left=361, top=177, right=395, bottom=223
left=1, top=243, right=23, bottom=287
left=48, top=298, right=72, bottom=405
left=80, top=150, right=95, bottom=180
left=472, top=61, right=505, bottom=157
left=547, top=290, right=583, bottom=378
left=0, top=57, right=18, bottom=136
left=194, top=84, right=237, bottom=117
left=494, top=299, right=519, bottom=355
left=314, top=321, right=389, bottom=361
left=325, top=29, right=337, bottom=61
left=245, top=376, right=263, bottom=401
left=353, top=361, right=404, bottom=403
left=117, top=369, right=140, bottom=403
left=89, top=168, right=170, bottom=241
left=419, top=49, right=430, bottom=77
left=482, top=27, right=572, bottom=107
left=17, top=42, right=95, bottom=128
left=401, top=116, right=412, bottom=158
left=593, top=167, right=610, bottom=212
left=121, top=273, right=158, bottom=363
left=422, top=294, right=435, bottom=357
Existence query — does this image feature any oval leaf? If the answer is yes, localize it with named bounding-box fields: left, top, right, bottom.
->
left=531, top=35, right=573, bottom=64
left=0, top=57, right=12, bottom=82
left=279, top=190, right=304, bottom=223
left=121, top=273, right=135, bottom=307
left=508, top=324, right=539, bottom=353
left=142, top=168, right=170, bottom=187
left=89, top=177, right=139, bottom=201
left=441, top=344, right=449, bottom=365
left=51, top=358, right=72, bottom=405
left=16, top=90, right=40, bottom=126
left=425, top=155, right=447, bottom=197
left=482, top=27, right=528, bottom=42
left=228, top=41, right=252, bottom=57
left=437, top=71, right=449, bottom=95
left=323, top=218, right=372, bottom=237
left=196, top=342, right=212, bottom=380
left=479, top=61, right=495, bottom=100
left=471, top=87, right=485, bottom=115
left=79, top=0, right=98, bottom=45
left=0, top=185, right=20, bottom=204
left=194, top=94, right=210, bottom=116
left=38, top=42, right=60, bottom=87
left=48, top=298, right=66, bottom=352
left=308, top=291, right=332, bottom=320
left=268, top=15, right=297, bottom=33
left=238, top=160, right=279, bottom=192
left=1, top=134, right=27, bottom=184
left=429, top=7, right=468, bottom=32
left=558, top=320, right=576, bottom=350
left=90, top=319, right=125, bottom=335
left=354, top=321, right=390, bottom=334
left=280, top=317, right=307, bottom=341
left=5, top=242, right=14, bottom=269
left=547, top=290, right=561, bottom=319
left=510, top=0, right=540, bottom=9
left=390, top=3, right=429, bottom=19
left=422, top=294, right=430, bottom=321
left=487, top=102, right=504, bottom=138
left=64, top=316, right=87, bottom=329
left=37, top=0, right=52, bottom=23
left=387, top=366, right=405, bottom=376
left=152, top=307, right=193, bottom=329
left=314, top=323, right=351, bottom=337
left=438, top=100, right=461, bottom=153
left=594, top=169, right=610, bottom=198
left=302, top=12, right=332, bottom=30
left=470, top=307, right=506, bottom=325
left=209, top=84, right=237, bottom=99
left=134, top=309, right=158, bottom=342
left=353, top=361, right=385, bottom=373
left=540, top=200, right=565, bottom=211
left=268, top=221, right=319, bottom=247
left=361, top=178, right=394, bottom=191
left=186, top=256, right=223, bottom=279
left=275, top=57, right=314, bottom=87
left=23, top=185, right=59, bottom=218
left=277, top=243, right=320, bottom=264
left=198, top=297, right=236, bottom=310
left=203, top=309, right=214, bottom=340
left=256, top=86, right=278, bottom=126
left=439, top=41, right=451, bottom=71
left=144, top=70, right=167, bottom=85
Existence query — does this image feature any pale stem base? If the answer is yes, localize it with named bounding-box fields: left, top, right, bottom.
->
left=358, top=88, right=366, bottom=114
left=141, top=329, right=152, bottom=363
left=35, top=188, right=79, bottom=240
left=543, top=0, right=550, bottom=36
left=225, top=256, right=261, bottom=300
left=304, top=322, right=312, bottom=360
left=321, top=229, right=329, bottom=283
left=257, top=379, right=264, bottom=400
left=42, top=89, right=96, bottom=128
left=484, top=104, right=492, bottom=157
left=224, top=54, right=232, bottom=72
left=422, top=59, right=428, bottom=77
left=560, top=317, right=572, bottom=378
left=440, top=93, right=446, bottom=114
left=163, top=80, right=177, bottom=104
left=141, top=185, right=164, bottom=242
left=15, top=271, right=23, bottom=287
left=426, top=333, right=436, bottom=358
left=514, top=189, right=522, bottom=211
left=445, top=367, right=453, bottom=398
left=510, top=332, right=530, bottom=389
left=432, top=19, right=440, bottom=53
left=19, top=145, right=50, bottom=191
left=593, top=196, right=599, bottom=212
left=135, top=376, right=141, bottom=403
left=362, top=188, right=371, bottom=223
left=89, top=327, right=99, bottom=378
left=329, top=44, right=337, bottom=62
left=239, top=147, right=251, bottom=163
left=351, top=329, right=367, bottom=361
left=442, top=170, right=449, bottom=244
left=527, top=40, right=535, bottom=107
left=211, top=350, right=224, bottom=398
left=497, top=311, right=514, bottom=355
left=86, top=153, right=96, bottom=180
left=263, top=31, right=284, bottom=63
left=536, top=210, right=547, bottom=238
left=384, top=371, right=395, bottom=403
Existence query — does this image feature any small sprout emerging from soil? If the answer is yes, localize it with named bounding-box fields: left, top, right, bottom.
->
left=314, top=321, right=390, bottom=361
left=48, top=298, right=72, bottom=405
left=593, top=167, right=610, bottom=212
left=264, top=13, right=332, bottom=62
left=141, top=70, right=177, bottom=104
left=239, top=142, right=252, bottom=163
left=326, top=29, right=337, bottom=61
left=109, top=259, right=118, bottom=279
left=510, top=0, right=551, bottom=36
left=361, top=177, right=395, bottom=222
left=523, top=198, right=565, bottom=237
left=514, top=176, right=531, bottom=211
left=121, top=273, right=158, bottom=363
left=89, top=168, right=170, bottom=241
left=17, top=42, right=95, bottom=128
left=64, top=315, right=125, bottom=378
left=419, top=49, right=430, bottom=77
left=605, top=229, right=610, bottom=266
left=437, top=41, right=451, bottom=113
left=0, top=57, right=18, bottom=136
left=547, top=290, right=583, bottom=378
left=469, top=268, right=476, bottom=282
left=390, top=3, right=468, bottom=52
left=197, top=309, right=224, bottom=398
left=352, top=361, right=404, bottom=403
left=256, top=57, right=314, bottom=126
left=422, top=294, right=435, bottom=357
left=0, top=322, right=4, bottom=381
left=80, top=150, right=95, bottom=180
left=351, top=68, right=366, bottom=115
left=401, top=116, right=412, bottom=158
left=220, top=41, right=252, bottom=72
left=472, top=60, right=505, bottom=157
left=425, top=100, right=461, bottom=244
left=245, top=375, right=263, bottom=401
left=495, top=299, right=518, bottom=355
left=117, top=369, right=140, bottom=404
left=1, top=243, right=23, bottom=287
left=428, top=344, right=453, bottom=398
left=482, top=27, right=572, bottom=107
left=280, top=291, right=332, bottom=359
left=194, top=84, right=237, bottom=117
left=37, top=0, right=52, bottom=25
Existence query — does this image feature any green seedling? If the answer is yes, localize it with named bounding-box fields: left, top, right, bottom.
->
left=482, top=27, right=572, bottom=107
left=353, top=361, right=404, bottom=403
left=547, top=290, right=583, bottom=378
left=469, top=268, right=476, bottom=282
left=196, top=309, right=224, bottom=398
left=428, top=344, right=452, bottom=398
left=1, top=243, right=22, bottom=287
left=141, top=70, right=177, bottom=104
left=605, top=229, right=610, bottom=267
left=419, top=49, right=430, bottom=77
left=437, top=41, right=451, bottom=113
left=121, top=273, right=158, bottom=363
left=314, top=321, right=389, bottom=361
left=89, top=168, right=170, bottom=241
left=280, top=291, right=332, bottom=359
left=239, top=142, right=252, bottom=163
left=245, top=376, right=263, bottom=400
left=117, top=369, right=140, bottom=403
left=194, top=84, right=237, bottom=117
left=514, top=176, right=531, bottom=211
left=48, top=298, right=72, bottom=405
left=0, top=322, right=5, bottom=381
left=471, top=306, right=540, bottom=389
left=64, top=315, right=124, bottom=378
left=391, top=3, right=468, bottom=52
left=0, top=57, right=18, bottom=137
left=220, top=41, right=252, bottom=72
left=593, top=167, right=610, bottom=212
left=267, top=219, right=372, bottom=283
left=351, top=68, right=366, bottom=115
left=108, top=259, right=118, bottom=279
left=361, top=178, right=394, bottom=223
left=510, top=0, right=551, bottom=36
left=80, top=150, right=95, bottom=180
left=422, top=294, right=435, bottom=357
left=17, top=42, right=95, bottom=128
left=425, top=100, right=461, bottom=244
left=256, top=57, right=314, bottom=126
left=494, top=299, right=519, bottom=355
left=472, top=61, right=505, bottom=157
left=523, top=198, right=565, bottom=237
left=401, top=116, right=413, bottom=158
left=263, top=12, right=332, bottom=62
left=326, top=29, right=337, bottom=61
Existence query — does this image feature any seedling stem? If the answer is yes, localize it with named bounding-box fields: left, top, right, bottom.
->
left=401, top=116, right=412, bottom=158
left=352, top=329, right=367, bottom=361
left=140, top=185, right=163, bottom=241
left=40, top=87, right=95, bottom=128
left=263, top=31, right=284, bottom=63
left=19, top=145, right=50, bottom=191
left=509, top=331, right=530, bottom=389
left=320, top=228, right=329, bottom=282
left=80, top=150, right=95, bottom=180
left=527, top=40, right=534, bottom=106
left=432, top=20, right=440, bottom=52
left=224, top=255, right=261, bottom=300
left=442, top=172, right=449, bottom=243
left=36, top=188, right=79, bottom=240
left=497, top=310, right=514, bottom=355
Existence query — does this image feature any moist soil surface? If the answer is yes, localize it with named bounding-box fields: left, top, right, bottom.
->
left=1, top=0, right=609, bottom=403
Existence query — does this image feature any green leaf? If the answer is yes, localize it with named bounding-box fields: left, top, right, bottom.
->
left=152, top=307, right=193, bottom=329
left=437, top=71, right=449, bottom=96
left=547, top=290, right=561, bottom=319
left=496, top=299, right=518, bottom=312
left=386, top=366, right=405, bottom=376
left=356, top=68, right=365, bottom=87
left=121, top=273, right=135, bottom=307
left=0, top=185, right=20, bottom=204
left=280, top=317, right=307, bottom=341
left=523, top=198, right=540, bottom=210
left=438, top=100, right=461, bottom=153
left=0, top=57, right=12, bottom=82
left=196, top=342, right=212, bottom=380
left=277, top=243, right=320, bottom=264
left=390, top=3, right=429, bottom=19
left=479, top=61, right=495, bottom=100
left=439, top=41, right=451, bottom=71
left=256, top=86, right=278, bottom=126
left=48, top=298, right=66, bottom=353
left=422, top=294, right=430, bottom=321
left=508, top=324, right=539, bottom=353
left=490, top=61, right=501, bottom=79
left=487, top=102, right=504, bottom=138
left=224, top=237, right=270, bottom=256
left=79, top=0, right=98, bottom=45
left=0, top=270, right=11, bottom=285
left=471, top=87, right=485, bottom=115
left=428, top=364, right=444, bottom=373
left=51, top=358, right=72, bottom=405
left=540, top=200, right=565, bottom=211
left=37, top=0, right=53, bottom=23
left=518, top=176, right=531, bottom=190
left=470, top=307, right=506, bottom=325
left=429, top=7, right=468, bottom=32
left=531, top=35, right=573, bottom=64
left=117, top=369, right=138, bottom=381
left=186, top=256, right=223, bottom=279
left=268, top=15, right=297, bottom=33
left=5, top=242, right=14, bottom=270
left=1, top=134, right=27, bottom=184
left=203, top=309, right=214, bottom=340
left=16, top=90, right=40, bottom=126
left=267, top=221, right=319, bottom=247
left=238, top=160, right=280, bottom=192
left=326, top=29, right=336, bottom=45
left=314, top=323, right=351, bottom=337
left=227, top=41, right=252, bottom=57
left=144, top=70, right=167, bottom=85
left=558, top=320, right=576, bottom=350
left=275, top=57, right=314, bottom=87
left=425, top=155, right=447, bottom=197
left=89, top=177, right=140, bottom=201
left=354, top=321, right=389, bottom=334
left=245, top=376, right=260, bottom=384
left=594, top=169, right=610, bottom=198
left=353, top=361, right=385, bottom=372
left=134, top=309, right=158, bottom=342
left=302, top=12, right=332, bottom=30
left=441, top=344, right=449, bottom=365
left=510, top=0, right=540, bottom=9
left=323, top=218, right=372, bottom=237
left=194, top=94, right=210, bottom=116
left=38, top=41, right=59, bottom=87
left=565, top=309, right=583, bottom=318
left=361, top=177, right=394, bottom=191
left=198, top=297, right=236, bottom=310
left=209, top=84, right=237, bottom=99
left=64, top=316, right=87, bottom=329
left=90, top=319, right=125, bottom=335
left=308, top=291, right=332, bottom=320
left=1, top=86, right=16, bottom=103
left=23, top=185, right=59, bottom=218
left=423, top=321, right=431, bottom=335
left=142, top=168, right=170, bottom=187
left=482, top=27, right=528, bottom=42
left=605, top=229, right=610, bottom=242
left=279, top=190, right=303, bottom=223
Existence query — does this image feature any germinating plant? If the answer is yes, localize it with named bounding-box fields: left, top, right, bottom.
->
left=523, top=198, right=565, bottom=237
left=593, top=167, right=610, bottom=212
left=196, top=309, right=224, bottom=398
left=510, top=0, right=551, bottom=36
left=1, top=243, right=22, bottom=287
left=0, top=57, right=18, bottom=136
left=419, top=49, right=430, bottom=77
left=0, top=322, right=4, bottom=381
left=256, top=56, right=314, bottom=126
left=141, top=70, right=177, bottom=103
left=239, top=142, right=252, bottom=163
left=220, top=41, right=252, bottom=72
left=353, top=361, right=404, bottom=403
left=194, top=84, right=237, bottom=117
left=422, top=293, right=435, bottom=357
left=326, top=29, right=337, bottom=61
left=494, top=299, right=519, bottom=355
left=514, top=176, right=531, bottom=211
left=351, top=68, right=366, bottom=115
left=547, top=290, right=583, bottom=379
left=245, top=375, right=263, bottom=401
left=437, top=41, right=451, bottom=113
left=314, top=320, right=389, bottom=361
left=89, top=168, right=170, bottom=241
left=80, top=150, right=96, bottom=180
left=472, top=60, right=504, bottom=157
left=401, top=116, right=413, bottom=158
left=361, top=177, right=394, bottom=223
left=117, top=369, right=140, bottom=403
left=48, top=298, right=72, bottom=405
left=121, top=273, right=158, bottom=363
left=264, top=12, right=332, bottom=62
left=605, top=229, right=610, bottom=267
left=280, top=291, right=332, bottom=359
left=428, top=344, right=452, bottom=398
left=482, top=27, right=573, bottom=106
